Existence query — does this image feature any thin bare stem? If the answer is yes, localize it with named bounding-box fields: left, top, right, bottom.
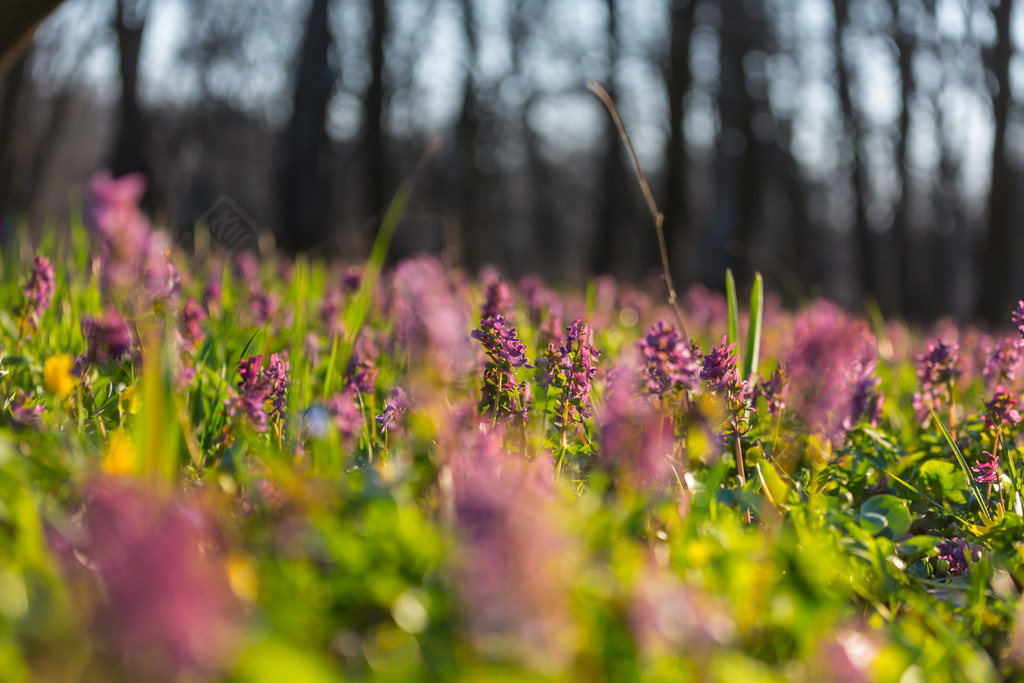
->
left=587, top=80, right=689, bottom=344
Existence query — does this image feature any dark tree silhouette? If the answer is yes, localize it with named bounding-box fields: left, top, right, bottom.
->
left=111, top=0, right=150, bottom=182
left=832, top=0, right=874, bottom=304
left=977, top=0, right=1016, bottom=323
left=0, top=0, right=65, bottom=73
left=364, top=0, right=390, bottom=232
left=663, top=0, right=698, bottom=285
left=278, top=0, right=335, bottom=253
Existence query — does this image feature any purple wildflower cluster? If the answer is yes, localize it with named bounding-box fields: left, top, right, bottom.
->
left=784, top=302, right=879, bottom=443
left=983, top=337, right=1022, bottom=390
left=935, top=537, right=979, bottom=576
left=599, top=370, right=676, bottom=489
left=82, top=309, right=135, bottom=365
left=8, top=391, right=44, bottom=427
left=448, top=427, right=577, bottom=668
left=23, top=255, right=55, bottom=330
left=700, top=336, right=752, bottom=424
left=389, top=256, right=473, bottom=376
left=481, top=279, right=513, bottom=320
left=375, top=386, right=408, bottom=433
left=472, top=314, right=532, bottom=424
left=344, top=334, right=379, bottom=395
left=756, top=364, right=788, bottom=417
left=538, top=319, right=602, bottom=430
left=1013, top=301, right=1024, bottom=339
left=88, top=172, right=180, bottom=311
left=843, top=359, right=884, bottom=431
left=228, top=353, right=290, bottom=433
left=972, top=451, right=1001, bottom=484
left=326, top=390, right=364, bottom=440
left=179, top=297, right=207, bottom=351
left=985, top=387, right=1022, bottom=428
left=51, top=481, right=239, bottom=678
left=637, top=321, right=700, bottom=397
left=913, top=339, right=961, bottom=424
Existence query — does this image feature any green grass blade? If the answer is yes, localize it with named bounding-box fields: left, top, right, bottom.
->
left=929, top=406, right=991, bottom=523
left=725, top=268, right=739, bottom=347
left=884, top=469, right=974, bottom=532
left=325, top=140, right=438, bottom=399
left=743, top=272, right=763, bottom=381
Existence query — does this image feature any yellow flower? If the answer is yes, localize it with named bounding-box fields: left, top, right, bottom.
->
left=43, top=355, right=75, bottom=399
left=102, top=430, right=136, bottom=475
left=225, top=553, right=258, bottom=602
left=119, top=385, right=141, bottom=415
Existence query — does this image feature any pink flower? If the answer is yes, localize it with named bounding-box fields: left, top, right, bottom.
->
left=51, top=481, right=239, bottom=677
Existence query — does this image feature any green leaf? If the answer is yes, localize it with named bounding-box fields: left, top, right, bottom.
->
left=725, top=268, right=739, bottom=347
left=929, top=406, right=991, bottom=523
left=918, top=460, right=967, bottom=505
left=860, top=494, right=912, bottom=539
left=743, top=271, right=763, bottom=380
left=898, top=535, right=941, bottom=560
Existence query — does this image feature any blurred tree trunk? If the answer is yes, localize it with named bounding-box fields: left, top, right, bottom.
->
left=663, top=0, right=697, bottom=285
left=364, top=0, right=389, bottom=232
left=977, top=0, right=1016, bottom=323
left=278, top=0, right=334, bottom=253
left=454, top=0, right=483, bottom=269
left=111, top=0, right=150, bottom=184
left=711, top=0, right=762, bottom=288
left=890, top=2, right=915, bottom=318
left=0, top=53, right=28, bottom=224
left=0, top=0, right=64, bottom=74
left=832, top=0, right=874, bottom=305
left=592, top=0, right=632, bottom=277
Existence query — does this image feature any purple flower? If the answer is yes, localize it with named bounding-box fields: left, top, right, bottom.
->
left=630, top=565, right=734, bottom=656
left=326, top=388, right=365, bottom=439
left=972, top=451, right=1001, bottom=484
left=228, top=352, right=289, bottom=432
left=983, top=337, right=1022, bottom=389
left=24, top=255, right=55, bottom=325
left=784, top=302, right=879, bottom=444
left=448, top=427, right=577, bottom=668
left=481, top=279, right=513, bottom=320
left=913, top=339, right=961, bottom=424
left=542, top=319, right=602, bottom=430
left=88, top=171, right=148, bottom=239
left=637, top=321, right=700, bottom=396
left=8, top=391, right=43, bottom=427
left=202, top=282, right=222, bottom=314
left=599, top=370, right=676, bottom=489
left=986, top=387, right=1022, bottom=428
left=375, top=387, right=408, bottom=433
left=700, top=335, right=740, bottom=394
left=472, top=315, right=533, bottom=424
left=265, top=353, right=290, bottom=419
left=936, top=537, right=979, bottom=576
left=179, top=297, right=206, bottom=350
left=756, top=364, right=788, bottom=417
left=344, top=335, right=379, bottom=395
left=251, top=289, right=279, bottom=326
left=472, top=315, right=529, bottom=368
left=82, top=309, right=135, bottom=364
left=388, top=256, right=473, bottom=375
left=1014, top=301, right=1024, bottom=340
left=87, top=171, right=179, bottom=310
left=844, top=359, right=884, bottom=430
left=342, top=266, right=362, bottom=293
left=51, top=481, right=239, bottom=677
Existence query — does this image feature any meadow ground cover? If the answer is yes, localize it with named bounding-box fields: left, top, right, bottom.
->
left=4, top=174, right=1024, bottom=682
